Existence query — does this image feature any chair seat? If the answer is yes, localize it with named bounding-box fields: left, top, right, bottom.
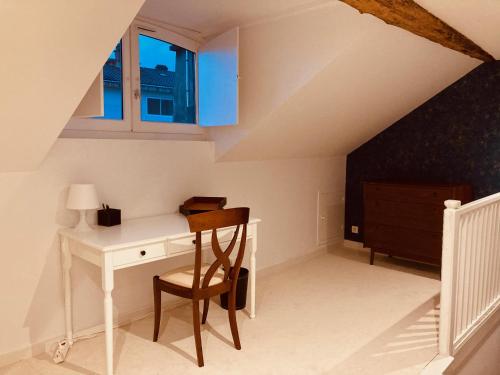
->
left=159, top=264, right=225, bottom=288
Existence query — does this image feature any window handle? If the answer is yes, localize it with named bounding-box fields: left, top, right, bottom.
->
left=134, top=88, right=141, bottom=100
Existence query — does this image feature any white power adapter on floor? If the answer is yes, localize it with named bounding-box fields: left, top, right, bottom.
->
left=52, top=340, right=71, bottom=364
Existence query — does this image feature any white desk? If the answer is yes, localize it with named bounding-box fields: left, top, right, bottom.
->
left=59, top=213, right=260, bottom=375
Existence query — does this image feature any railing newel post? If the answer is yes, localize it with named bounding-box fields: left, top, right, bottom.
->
left=440, top=199, right=461, bottom=356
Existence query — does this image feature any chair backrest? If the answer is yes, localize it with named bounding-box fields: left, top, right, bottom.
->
left=187, top=207, right=250, bottom=291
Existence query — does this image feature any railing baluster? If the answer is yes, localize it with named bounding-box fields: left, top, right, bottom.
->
left=481, top=206, right=492, bottom=313
left=475, top=206, right=486, bottom=318
left=487, top=205, right=497, bottom=306
left=484, top=205, right=494, bottom=309
left=455, top=215, right=466, bottom=338
left=463, top=213, right=473, bottom=336
left=491, top=204, right=500, bottom=300
left=468, top=211, right=478, bottom=328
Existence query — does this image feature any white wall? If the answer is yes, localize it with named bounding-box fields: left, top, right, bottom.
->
left=0, top=138, right=345, bottom=358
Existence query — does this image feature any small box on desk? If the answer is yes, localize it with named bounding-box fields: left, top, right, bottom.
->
left=97, top=207, right=121, bottom=227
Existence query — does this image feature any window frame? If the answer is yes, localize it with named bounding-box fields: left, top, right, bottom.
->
left=130, top=21, right=203, bottom=135
left=65, top=31, right=132, bottom=132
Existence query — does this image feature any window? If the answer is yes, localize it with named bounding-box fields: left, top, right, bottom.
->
left=97, top=41, right=123, bottom=120
left=64, top=21, right=238, bottom=137
left=138, top=35, right=196, bottom=124
left=147, top=98, right=161, bottom=115
left=147, top=98, right=173, bottom=117
left=65, top=32, right=131, bottom=132
left=131, top=23, right=202, bottom=135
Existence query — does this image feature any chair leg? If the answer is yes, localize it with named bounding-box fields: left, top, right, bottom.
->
left=192, top=300, right=204, bottom=367
left=228, top=288, right=241, bottom=350
left=153, top=276, right=161, bottom=342
left=201, top=298, right=210, bottom=324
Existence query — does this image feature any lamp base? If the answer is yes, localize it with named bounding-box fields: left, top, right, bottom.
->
left=74, top=210, right=93, bottom=232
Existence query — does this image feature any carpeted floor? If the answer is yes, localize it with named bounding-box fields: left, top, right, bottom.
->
left=0, top=246, right=441, bottom=375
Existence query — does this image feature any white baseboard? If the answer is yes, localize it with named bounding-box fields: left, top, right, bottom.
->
left=0, top=298, right=188, bottom=369
left=343, top=239, right=365, bottom=249
left=421, top=355, right=455, bottom=375
left=258, top=244, right=329, bottom=279
left=0, top=340, right=47, bottom=369
left=0, top=245, right=331, bottom=368
left=421, top=304, right=500, bottom=375
left=445, top=307, right=500, bottom=374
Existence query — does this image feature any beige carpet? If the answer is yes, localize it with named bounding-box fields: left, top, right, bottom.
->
left=0, top=247, right=441, bottom=375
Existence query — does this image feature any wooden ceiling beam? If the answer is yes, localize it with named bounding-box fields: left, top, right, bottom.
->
left=339, top=0, right=495, bottom=62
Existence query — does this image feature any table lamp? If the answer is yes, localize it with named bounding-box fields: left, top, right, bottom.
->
left=66, top=184, right=100, bottom=231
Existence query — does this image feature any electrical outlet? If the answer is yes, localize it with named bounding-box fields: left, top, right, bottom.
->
left=351, top=225, right=359, bottom=234
left=52, top=340, right=70, bottom=364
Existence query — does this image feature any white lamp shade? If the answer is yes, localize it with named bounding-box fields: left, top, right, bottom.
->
left=66, top=184, right=100, bottom=210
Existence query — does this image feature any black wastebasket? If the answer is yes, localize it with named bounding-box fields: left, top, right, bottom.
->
left=220, top=267, right=248, bottom=310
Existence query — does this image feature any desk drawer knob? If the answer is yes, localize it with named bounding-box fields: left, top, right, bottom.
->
left=140, top=250, right=146, bottom=256
left=192, top=240, right=196, bottom=244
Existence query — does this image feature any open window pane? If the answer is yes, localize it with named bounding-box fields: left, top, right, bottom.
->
left=96, top=41, right=123, bottom=120
left=199, top=28, right=239, bottom=126
left=138, top=34, right=196, bottom=124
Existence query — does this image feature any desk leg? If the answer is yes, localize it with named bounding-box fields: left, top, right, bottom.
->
left=61, top=236, right=74, bottom=345
left=102, top=255, right=114, bottom=375
left=249, top=227, right=257, bottom=319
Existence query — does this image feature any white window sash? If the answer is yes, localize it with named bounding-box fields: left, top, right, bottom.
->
left=65, top=30, right=132, bottom=132
left=130, top=21, right=203, bottom=135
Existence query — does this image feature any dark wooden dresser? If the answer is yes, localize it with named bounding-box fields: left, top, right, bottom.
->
left=363, top=182, right=472, bottom=266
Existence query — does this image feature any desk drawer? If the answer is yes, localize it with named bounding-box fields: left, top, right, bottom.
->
left=166, top=228, right=240, bottom=256
left=113, top=242, right=166, bottom=268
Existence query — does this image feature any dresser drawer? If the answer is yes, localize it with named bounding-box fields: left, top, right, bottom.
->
left=365, top=200, right=443, bottom=232
left=113, top=242, right=166, bottom=268
left=365, top=224, right=442, bottom=259
left=364, top=183, right=468, bottom=205
left=166, top=227, right=241, bottom=256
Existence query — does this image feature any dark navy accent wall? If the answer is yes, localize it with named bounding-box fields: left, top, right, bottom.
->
left=345, top=61, right=500, bottom=243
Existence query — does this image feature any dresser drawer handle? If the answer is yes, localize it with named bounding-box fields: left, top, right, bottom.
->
left=140, top=250, right=146, bottom=256
left=192, top=240, right=196, bottom=245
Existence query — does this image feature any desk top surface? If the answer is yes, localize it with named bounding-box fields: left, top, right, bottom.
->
left=59, top=213, right=260, bottom=251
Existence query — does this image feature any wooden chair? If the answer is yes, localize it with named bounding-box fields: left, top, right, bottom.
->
left=153, top=207, right=250, bottom=367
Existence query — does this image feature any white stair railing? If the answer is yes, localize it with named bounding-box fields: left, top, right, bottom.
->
left=439, top=192, right=500, bottom=356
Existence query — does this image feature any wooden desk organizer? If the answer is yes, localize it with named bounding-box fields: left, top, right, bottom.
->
left=179, top=196, right=227, bottom=216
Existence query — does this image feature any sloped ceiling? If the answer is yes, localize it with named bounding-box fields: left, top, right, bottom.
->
left=208, top=2, right=482, bottom=160
left=0, top=0, right=145, bottom=172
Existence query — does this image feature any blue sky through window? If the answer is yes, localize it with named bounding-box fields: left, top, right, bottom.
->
left=93, top=36, right=196, bottom=124
left=138, top=34, right=196, bottom=124
left=139, top=35, right=176, bottom=71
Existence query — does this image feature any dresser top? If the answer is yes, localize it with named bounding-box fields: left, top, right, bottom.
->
left=363, top=181, right=471, bottom=188
left=59, top=213, right=260, bottom=251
